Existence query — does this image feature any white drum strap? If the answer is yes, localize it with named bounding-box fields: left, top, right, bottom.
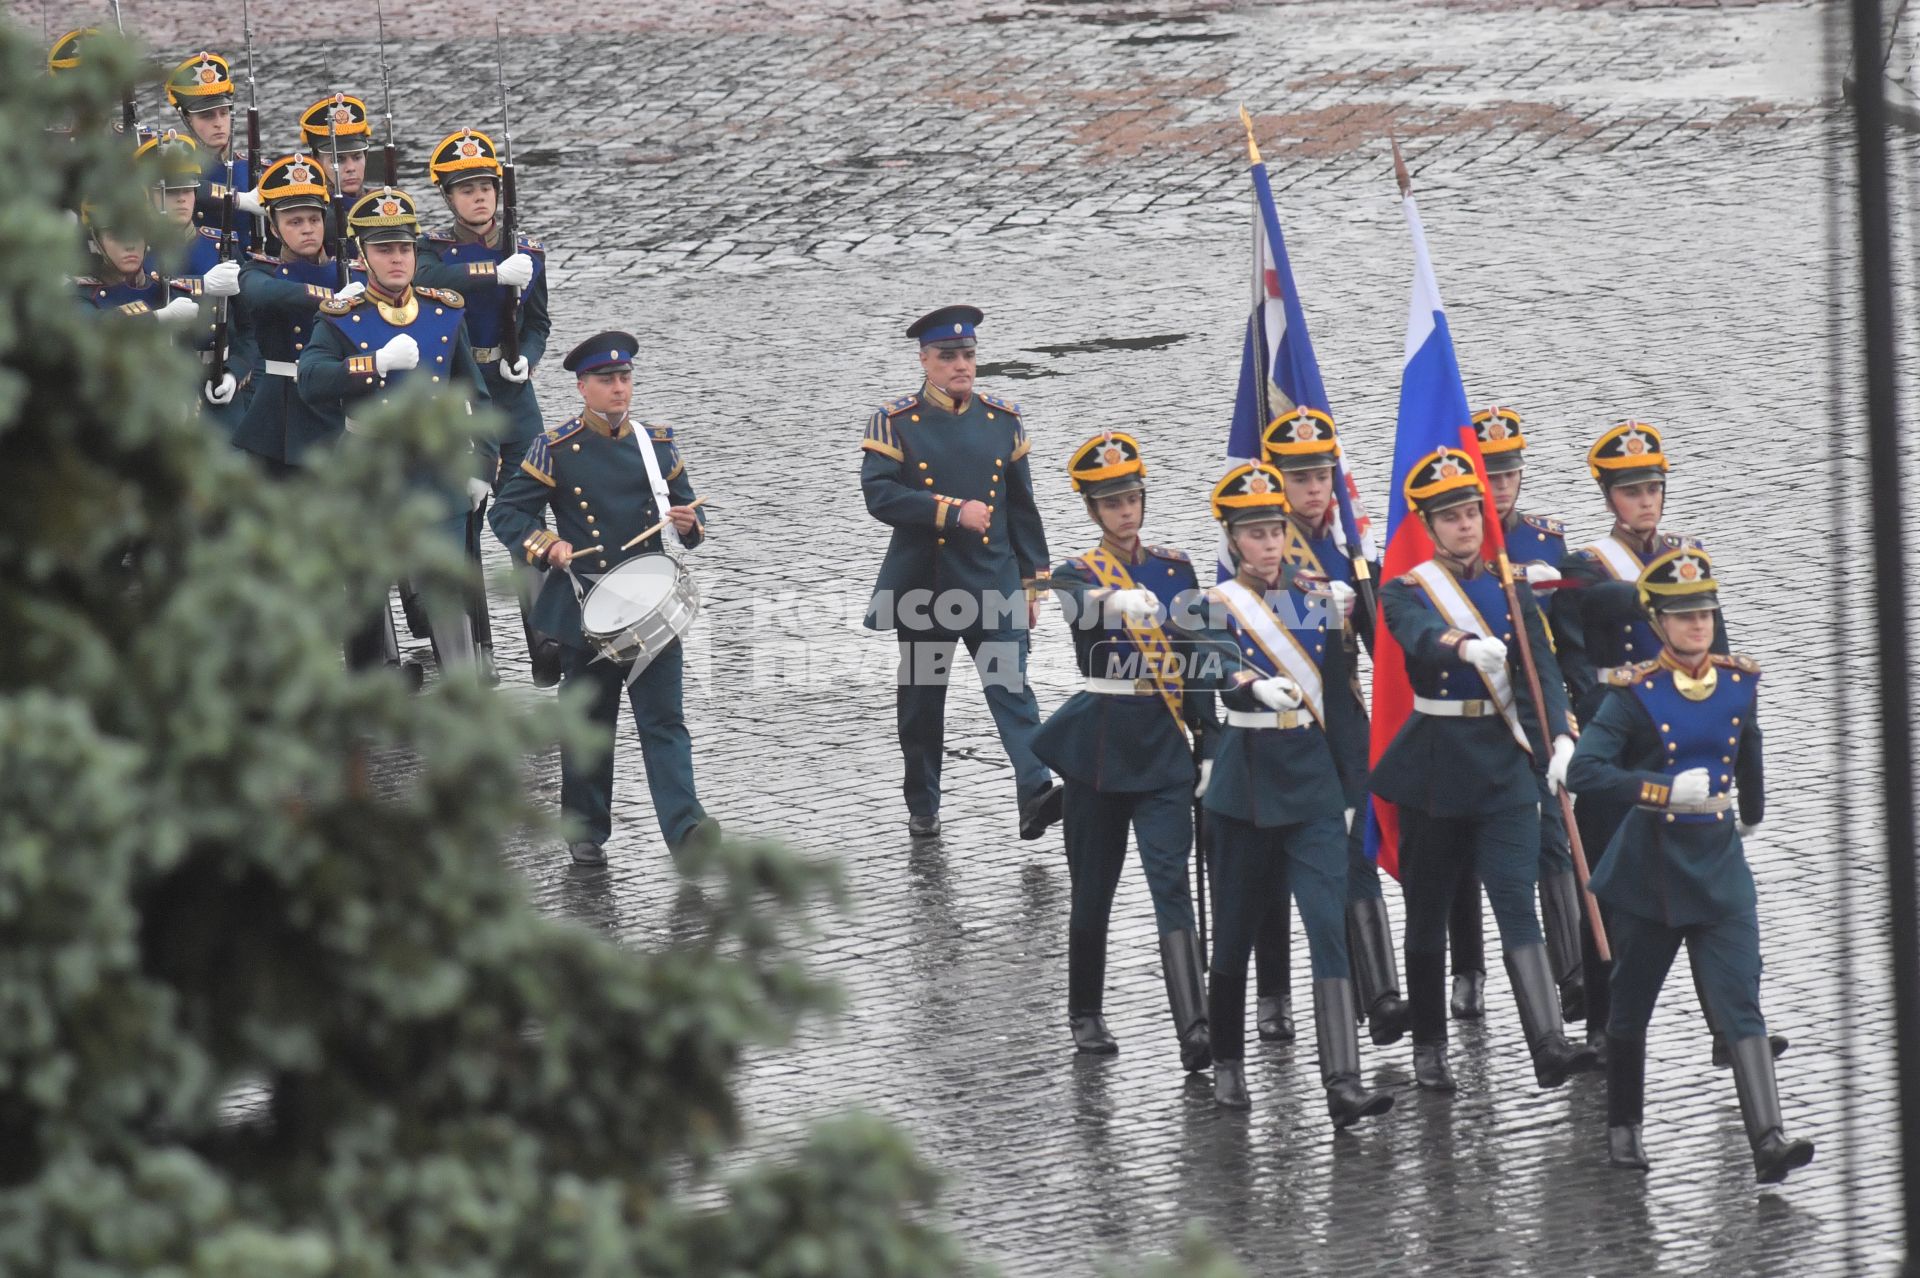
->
left=628, top=423, right=683, bottom=551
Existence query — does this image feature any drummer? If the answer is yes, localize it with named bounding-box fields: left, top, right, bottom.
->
left=488, top=330, right=720, bottom=867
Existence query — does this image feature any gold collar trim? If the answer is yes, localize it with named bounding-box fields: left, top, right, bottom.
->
left=1660, top=650, right=1718, bottom=700
left=1098, top=536, right=1144, bottom=565
left=922, top=381, right=968, bottom=414
left=369, top=285, right=418, bottom=326
left=581, top=408, right=632, bottom=439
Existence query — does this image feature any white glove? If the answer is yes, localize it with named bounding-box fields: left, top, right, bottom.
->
left=1546, top=735, right=1576, bottom=796
left=232, top=186, right=265, bottom=217
left=155, top=295, right=201, bottom=326
left=1523, top=561, right=1559, bottom=593
left=374, top=333, right=419, bottom=377
left=1110, top=587, right=1158, bottom=624
left=1194, top=759, right=1213, bottom=800
left=1323, top=580, right=1356, bottom=618
left=332, top=281, right=365, bottom=303
left=1671, top=767, right=1711, bottom=806
left=202, top=372, right=237, bottom=405
left=466, top=477, right=492, bottom=511
left=1344, top=807, right=1355, bottom=833
left=200, top=259, right=241, bottom=297
left=1251, top=675, right=1304, bottom=712
left=495, top=252, right=534, bottom=288
left=1737, top=821, right=1760, bottom=837
left=1461, top=636, right=1508, bottom=676
left=498, top=355, right=531, bottom=383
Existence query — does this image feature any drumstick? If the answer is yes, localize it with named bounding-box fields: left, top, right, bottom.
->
left=619, top=496, right=707, bottom=552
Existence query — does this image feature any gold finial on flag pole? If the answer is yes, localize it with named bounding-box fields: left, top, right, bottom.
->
left=1238, top=104, right=1261, bottom=165
left=1391, top=132, right=1412, bottom=198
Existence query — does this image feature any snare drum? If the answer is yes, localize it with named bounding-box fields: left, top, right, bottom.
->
left=577, top=553, right=700, bottom=674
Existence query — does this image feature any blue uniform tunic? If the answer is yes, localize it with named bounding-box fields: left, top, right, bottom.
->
left=414, top=229, right=551, bottom=473
left=487, top=410, right=710, bottom=851
left=196, top=152, right=253, bottom=254
left=234, top=253, right=362, bottom=467
left=155, top=226, right=258, bottom=441
left=1567, top=654, right=1768, bottom=1041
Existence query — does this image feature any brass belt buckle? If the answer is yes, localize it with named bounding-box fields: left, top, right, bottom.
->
left=1134, top=677, right=1155, bottom=696
left=1463, top=701, right=1487, bottom=717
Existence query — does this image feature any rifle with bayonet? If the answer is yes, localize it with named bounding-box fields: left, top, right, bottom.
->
left=106, top=0, right=139, bottom=143
left=326, top=107, right=353, bottom=290
left=493, top=22, right=521, bottom=370
left=241, top=0, right=268, bottom=250
left=375, top=0, right=399, bottom=187
left=209, top=157, right=235, bottom=393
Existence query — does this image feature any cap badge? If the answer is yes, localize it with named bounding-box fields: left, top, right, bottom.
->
left=288, top=163, right=313, bottom=184
left=1291, top=415, right=1316, bottom=442
left=1486, top=418, right=1510, bottom=439
left=379, top=198, right=400, bottom=217
left=1246, top=473, right=1271, bottom=495
left=1677, top=556, right=1701, bottom=581
left=1101, top=445, right=1123, bottom=465
left=1435, top=457, right=1463, bottom=480
left=1623, top=431, right=1650, bottom=456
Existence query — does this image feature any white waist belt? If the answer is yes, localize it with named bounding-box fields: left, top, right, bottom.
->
left=1643, top=794, right=1733, bottom=815
left=1225, top=707, right=1312, bottom=730
left=263, top=359, right=298, bottom=377
left=1414, top=695, right=1498, bottom=718
left=1086, top=676, right=1156, bottom=696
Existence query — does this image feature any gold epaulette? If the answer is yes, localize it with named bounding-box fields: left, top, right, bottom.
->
left=416, top=285, right=463, bottom=308
left=978, top=390, right=1021, bottom=416
left=1521, top=513, right=1565, bottom=536
left=881, top=393, right=918, bottom=417
left=1601, top=660, right=1662, bottom=687
left=647, top=424, right=674, bottom=443
left=1661, top=532, right=1707, bottom=551
left=318, top=292, right=367, bottom=316
left=545, top=418, right=585, bottom=446
left=1150, top=544, right=1190, bottom=563
left=1711, top=654, right=1761, bottom=675
left=519, top=236, right=546, bottom=254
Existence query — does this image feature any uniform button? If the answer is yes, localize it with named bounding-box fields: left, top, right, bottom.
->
left=995, top=457, right=1004, bottom=465
left=1666, top=815, right=1675, bottom=824
left=294, top=343, right=303, bottom=351
left=573, top=487, right=582, bottom=495
left=431, top=375, right=440, bottom=382
left=1727, top=736, right=1737, bottom=745
left=293, top=325, right=302, bottom=333
left=591, top=530, right=602, bottom=539
left=988, top=490, right=997, bottom=498
left=1720, top=774, right=1730, bottom=783
left=1723, top=755, right=1732, bottom=763
left=351, top=315, right=360, bottom=323
left=1167, top=568, right=1175, bottom=576
left=441, top=335, right=450, bottom=343
left=1624, top=642, right=1635, bottom=652
left=359, top=341, right=370, bottom=350
left=434, top=307, right=444, bottom=315
left=936, top=537, right=945, bottom=546
left=586, top=516, right=595, bottom=524
left=986, top=412, right=995, bottom=420
left=1732, top=716, right=1741, bottom=725
left=991, top=473, right=1001, bottom=482
left=598, top=559, right=607, bottom=569
left=1661, top=723, right=1670, bottom=732
left=918, top=462, right=928, bottom=470
left=579, top=501, right=588, bottom=509
left=981, top=536, right=990, bottom=545
left=924, top=478, right=934, bottom=487
left=571, top=444, right=580, bottom=452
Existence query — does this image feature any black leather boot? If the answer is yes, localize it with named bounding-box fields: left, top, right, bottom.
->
left=1348, top=897, right=1411, bottom=1046
left=1213, top=1059, right=1250, bottom=1109
left=1606, top=1033, right=1650, bottom=1171
left=1587, top=1022, right=1610, bottom=1069
left=1256, top=994, right=1295, bottom=1043
left=1729, top=1034, right=1815, bottom=1184
left=1316, top=979, right=1395, bottom=1129
left=1071, top=1013, right=1117, bottom=1054
left=1538, top=870, right=1586, bottom=1023
left=1413, top=1041, right=1455, bottom=1092
left=1161, top=930, right=1211, bottom=1073
left=1506, top=944, right=1599, bottom=1088
left=1449, top=971, right=1485, bottom=1020
left=1067, top=927, right=1113, bottom=1053
left=1713, top=1033, right=1790, bottom=1068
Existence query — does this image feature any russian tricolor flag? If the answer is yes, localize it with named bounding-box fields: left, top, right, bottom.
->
left=1365, top=178, right=1478, bottom=878
left=1221, top=121, right=1376, bottom=581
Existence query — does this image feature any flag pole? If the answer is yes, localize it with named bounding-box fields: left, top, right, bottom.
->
left=1457, top=425, right=1609, bottom=961
left=1395, top=130, right=1610, bottom=959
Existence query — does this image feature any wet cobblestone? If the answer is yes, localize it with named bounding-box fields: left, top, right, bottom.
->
left=69, top=0, right=1913, bottom=1271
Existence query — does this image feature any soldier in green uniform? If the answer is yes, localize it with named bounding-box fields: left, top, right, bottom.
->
left=1568, top=550, right=1813, bottom=1184
left=1249, top=409, right=1412, bottom=1049
left=1446, top=406, right=1583, bottom=1023
left=1198, top=462, right=1395, bottom=1126
left=861, top=305, right=1061, bottom=842
left=1031, top=431, right=1213, bottom=1071
left=488, top=331, right=721, bottom=867
left=1371, top=448, right=1594, bottom=1093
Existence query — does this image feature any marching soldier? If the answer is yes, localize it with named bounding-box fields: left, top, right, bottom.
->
left=73, top=207, right=200, bottom=327
left=162, top=51, right=261, bottom=252
left=860, top=305, right=1062, bottom=842
left=416, top=128, right=548, bottom=685
left=1250, top=408, right=1412, bottom=1049
left=296, top=186, right=492, bottom=674
left=487, top=331, right=722, bottom=867
left=1554, top=423, right=1725, bottom=1057
left=1567, top=550, right=1813, bottom=1183
left=1370, top=447, right=1594, bottom=1093
left=301, top=94, right=373, bottom=205
left=1446, top=406, right=1583, bottom=1023
left=136, top=129, right=252, bottom=435
left=1031, top=431, right=1213, bottom=1072
left=234, top=153, right=365, bottom=476
left=1198, top=462, right=1394, bottom=1125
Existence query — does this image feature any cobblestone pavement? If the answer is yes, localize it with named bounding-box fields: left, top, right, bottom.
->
left=64, top=0, right=1915, bottom=1272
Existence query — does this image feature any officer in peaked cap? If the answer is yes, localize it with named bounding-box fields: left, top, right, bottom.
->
left=415, top=127, right=549, bottom=685
left=1568, top=549, right=1811, bottom=1183
left=234, top=153, right=366, bottom=476
left=1371, top=447, right=1592, bottom=1097
left=301, top=93, right=373, bottom=204
left=1196, top=461, right=1396, bottom=1126
left=1251, top=405, right=1412, bottom=1051
left=1031, top=430, right=1216, bottom=1071
left=861, top=304, right=1061, bottom=842
left=1443, top=405, right=1581, bottom=1025
left=488, top=330, right=720, bottom=868
left=164, top=50, right=261, bottom=253
left=1553, top=420, right=1730, bottom=1060
left=298, top=186, right=493, bottom=676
